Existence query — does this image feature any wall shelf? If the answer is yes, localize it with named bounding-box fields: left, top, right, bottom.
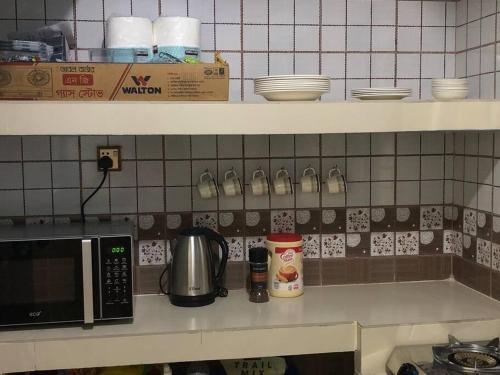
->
left=1, top=100, right=499, bottom=135
left=1, top=281, right=500, bottom=374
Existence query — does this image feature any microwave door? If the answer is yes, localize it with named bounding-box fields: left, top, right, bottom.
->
left=0, top=239, right=86, bottom=326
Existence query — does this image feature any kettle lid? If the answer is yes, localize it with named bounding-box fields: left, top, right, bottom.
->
left=180, top=227, right=214, bottom=236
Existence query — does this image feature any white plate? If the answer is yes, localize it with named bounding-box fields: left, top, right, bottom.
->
left=255, top=82, right=330, bottom=87
left=352, top=91, right=411, bottom=95
left=432, top=83, right=468, bottom=87
left=256, top=88, right=329, bottom=93
left=255, top=85, right=330, bottom=90
left=255, top=74, right=330, bottom=80
left=258, top=90, right=326, bottom=101
left=352, top=89, right=411, bottom=94
left=352, top=87, right=410, bottom=91
left=432, top=79, right=467, bottom=83
left=432, top=88, right=468, bottom=92
left=352, top=93, right=410, bottom=100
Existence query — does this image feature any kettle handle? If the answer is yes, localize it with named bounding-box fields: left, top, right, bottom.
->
left=205, top=229, right=229, bottom=289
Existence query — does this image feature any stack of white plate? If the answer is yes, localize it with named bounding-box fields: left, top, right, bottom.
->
left=254, top=75, right=330, bottom=101
left=351, top=87, right=412, bottom=100
left=432, top=79, right=468, bottom=100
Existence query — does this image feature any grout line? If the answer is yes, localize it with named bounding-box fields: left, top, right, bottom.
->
left=241, top=0, right=245, bottom=100
left=419, top=0, right=423, bottom=99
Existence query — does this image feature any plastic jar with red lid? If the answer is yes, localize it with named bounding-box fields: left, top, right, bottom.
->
left=266, top=233, right=304, bottom=297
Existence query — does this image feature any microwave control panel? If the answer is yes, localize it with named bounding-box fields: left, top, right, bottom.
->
left=100, top=236, right=133, bottom=319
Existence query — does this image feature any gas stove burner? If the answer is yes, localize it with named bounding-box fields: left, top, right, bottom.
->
left=448, top=352, right=499, bottom=369
left=433, top=336, right=500, bottom=374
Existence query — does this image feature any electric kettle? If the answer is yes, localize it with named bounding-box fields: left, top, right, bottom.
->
left=169, top=227, right=229, bottom=307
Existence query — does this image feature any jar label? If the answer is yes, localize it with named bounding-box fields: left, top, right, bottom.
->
left=269, top=246, right=303, bottom=295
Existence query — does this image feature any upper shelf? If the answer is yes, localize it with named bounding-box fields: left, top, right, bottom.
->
left=1, top=100, right=500, bottom=135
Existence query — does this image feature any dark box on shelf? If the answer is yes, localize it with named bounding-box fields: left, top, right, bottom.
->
left=0, top=61, right=229, bottom=101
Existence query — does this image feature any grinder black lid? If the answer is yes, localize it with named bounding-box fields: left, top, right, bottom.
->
left=249, top=247, right=268, bottom=263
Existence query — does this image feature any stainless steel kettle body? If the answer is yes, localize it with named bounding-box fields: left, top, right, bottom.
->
left=169, top=227, right=229, bottom=307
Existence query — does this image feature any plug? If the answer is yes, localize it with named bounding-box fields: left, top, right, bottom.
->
left=98, top=155, right=113, bottom=171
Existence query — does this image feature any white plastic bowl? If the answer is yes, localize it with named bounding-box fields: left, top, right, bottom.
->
left=432, top=89, right=468, bottom=100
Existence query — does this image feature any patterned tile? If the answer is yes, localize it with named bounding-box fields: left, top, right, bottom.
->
left=476, top=238, right=492, bottom=267
left=463, top=234, right=476, bottom=262
left=302, top=234, right=320, bottom=258
left=371, top=207, right=395, bottom=231
left=493, top=215, right=500, bottom=244
left=443, top=230, right=462, bottom=255
left=322, top=208, right=346, bottom=233
left=271, top=210, right=295, bottom=233
left=138, top=214, right=165, bottom=240
left=245, top=210, right=270, bottom=236
left=395, top=206, right=420, bottom=231
left=463, top=208, right=477, bottom=236
left=395, top=231, right=419, bottom=256
left=226, top=237, right=245, bottom=261
left=321, top=234, right=346, bottom=258
left=296, top=209, right=321, bottom=234
left=420, top=206, right=443, bottom=230
left=419, top=230, right=443, bottom=255
left=165, top=213, right=192, bottom=239
left=477, top=211, right=492, bottom=240
left=443, top=205, right=458, bottom=230
left=346, top=233, right=370, bottom=257
left=139, top=240, right=166, bottom=266
left=218, top=211, right=244, bottom=236
left=193, top=212, right=218, bottom=231
left=245, top=236, right=266, bottom=260
left=346, top=208, right=370, bottom=233
left=454, top=206, right=464, bottom=232
left=370, top=232, right=395, bottom=256
left=492, top=243, right=500, bottom=271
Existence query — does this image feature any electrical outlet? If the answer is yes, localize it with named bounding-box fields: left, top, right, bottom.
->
left=97, top=146, right=121, bottom=171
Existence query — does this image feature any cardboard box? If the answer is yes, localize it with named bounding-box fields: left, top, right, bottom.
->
left=0, top=62, right=229, bottom=101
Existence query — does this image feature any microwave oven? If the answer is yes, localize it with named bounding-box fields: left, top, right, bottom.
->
left=0, top=222, right=134, bottom=328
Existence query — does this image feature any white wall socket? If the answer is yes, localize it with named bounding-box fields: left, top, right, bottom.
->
left=97, top=146, right=121, bottom=171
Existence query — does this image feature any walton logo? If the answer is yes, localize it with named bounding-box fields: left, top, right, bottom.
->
left=131, top=75, right=151, bottom=86
left=122, top=75, right=161, bottom=94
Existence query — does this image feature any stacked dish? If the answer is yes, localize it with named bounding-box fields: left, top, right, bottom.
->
left=254, top=75, right=330, bottom=101
left=432, top=79, right=468, bottom=100
left=351, top=87, right=412, bottom=100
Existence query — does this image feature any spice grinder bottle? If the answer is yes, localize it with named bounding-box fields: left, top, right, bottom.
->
left=248, top=247, right=269, bottom=303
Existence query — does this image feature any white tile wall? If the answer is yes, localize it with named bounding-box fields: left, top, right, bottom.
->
left=455, top=0, right=499, bottom=99
left=1, top=0, right=460, bottom=101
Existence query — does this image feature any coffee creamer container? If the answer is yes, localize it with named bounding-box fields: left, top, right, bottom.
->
left=266, top=233, right=303, bottom=297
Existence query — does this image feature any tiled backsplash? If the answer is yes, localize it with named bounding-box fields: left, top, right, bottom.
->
left=0, top=132, right=458, bottom=292
left=0, top=0, right=458, bottom=100
left=455, top=0, right=499, bottom=99
left=1, top=132, right=500, bottom=295
left=450, top=131, right=500, bottom=299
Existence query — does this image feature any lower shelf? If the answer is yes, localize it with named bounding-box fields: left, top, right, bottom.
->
left=1, top=281, right=500, bottom=373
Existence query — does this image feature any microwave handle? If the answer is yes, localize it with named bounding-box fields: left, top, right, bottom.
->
left=82, top=239, right=94, bottom=324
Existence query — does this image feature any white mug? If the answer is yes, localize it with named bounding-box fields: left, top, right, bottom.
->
left=251, top=168, right=269, bottom=196
left=273, top=168, right=293, bottom=195
left=326, top=167, right=346, bottom=194
left=301, top=166, right=320, bottom=193
left=198, top=171, right=219, bottom=199
left=222, top=168, right=242, bottom=196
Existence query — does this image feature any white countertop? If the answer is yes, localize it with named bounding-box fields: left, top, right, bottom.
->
left=2, top=280, right=500, bottom=373
left=2, top=280, right=499, bottom=343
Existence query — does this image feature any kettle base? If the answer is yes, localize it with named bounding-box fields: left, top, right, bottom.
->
left=169, top=293, right=215, bottom=307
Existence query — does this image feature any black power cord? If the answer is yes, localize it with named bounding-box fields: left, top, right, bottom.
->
left=80, top=156, right=113, bottom=223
